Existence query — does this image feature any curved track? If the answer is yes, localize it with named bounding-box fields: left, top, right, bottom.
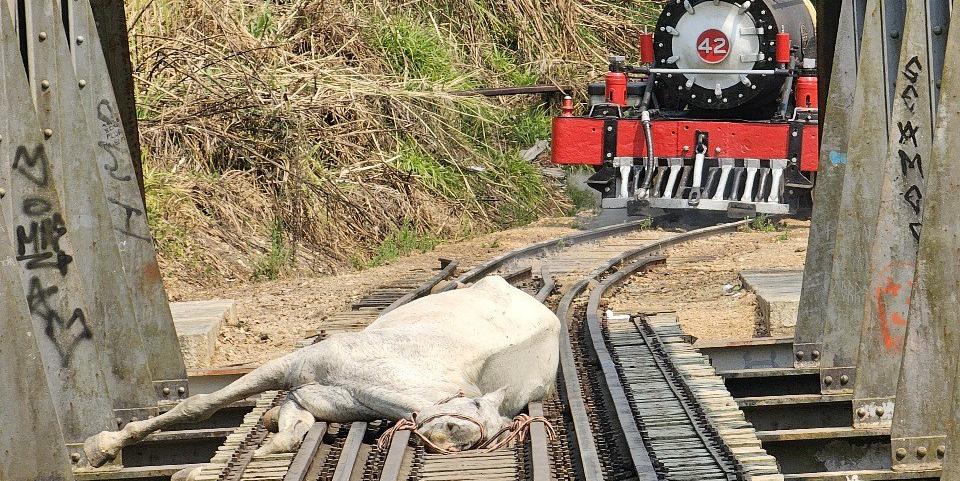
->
left=196, top=219, right=780, bottom=481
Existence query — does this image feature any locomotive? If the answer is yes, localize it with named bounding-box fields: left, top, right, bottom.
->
left=552, top=0, right=819, bottom=218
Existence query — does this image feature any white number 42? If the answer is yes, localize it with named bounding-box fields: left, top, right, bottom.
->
left=699, top=37, right=728, bottom=55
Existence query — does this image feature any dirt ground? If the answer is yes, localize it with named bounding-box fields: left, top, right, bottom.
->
left=181, top=217, right=579, bottom=366
left=608, top=219, right=810, bottom=342
left=179, top=216, right=810, bottom=367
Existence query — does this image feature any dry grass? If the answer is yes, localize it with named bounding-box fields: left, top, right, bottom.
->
left=129, top=0, right=660, bottom=285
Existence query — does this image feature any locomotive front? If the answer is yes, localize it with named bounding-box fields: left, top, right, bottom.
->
left=553, top=0, right=819, bottom=218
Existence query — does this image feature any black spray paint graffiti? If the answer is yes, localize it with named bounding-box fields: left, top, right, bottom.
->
left=27, top=277, right=92, bottom=367
left=900, top=56, right=923, bottom=113
left=896, top=56, right=925, bottom=242
left=11, top=143, right=90, bottom=365
left=97, top=99, right=150, bottom=241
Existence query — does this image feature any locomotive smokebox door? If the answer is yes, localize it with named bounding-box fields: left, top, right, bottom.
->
left=654, top=0, right=817, bottom=118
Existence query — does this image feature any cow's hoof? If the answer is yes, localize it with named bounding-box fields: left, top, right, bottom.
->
left=263, top=406, right=281, bottom=433
left=171, top=465, right=203, bottom=481
left=83, top=431, right=122, bottom=467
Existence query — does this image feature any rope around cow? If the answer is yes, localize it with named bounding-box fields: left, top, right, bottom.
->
left=375, top=393, right=559, bottom=455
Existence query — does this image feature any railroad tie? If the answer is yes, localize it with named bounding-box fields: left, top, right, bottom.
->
left=646, top=315, right=784, bottom=480
left=191, top=391, right=296, bottom=481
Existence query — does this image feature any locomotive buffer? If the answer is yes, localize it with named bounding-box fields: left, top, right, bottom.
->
left=552, top=0, right=820, bottom=218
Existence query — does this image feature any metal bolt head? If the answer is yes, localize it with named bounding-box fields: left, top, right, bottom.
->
left=812, top=350, right=820, bottom=361
left=875, top=406, right=885, bottom=417
left=891, top=30, right=901, bottom=39
left=115, top=417, right=123, bottom=425
left=839, top=374, right=849, bottom=385
left=917, top=446, right=927, bottom=458
left=76, top=35, right=85, bottom=44
left=71, top=452, right=81, bottom=463
left=162, top=387, right=171, bottom=395
left=43, top=128, right=53, bottom=139
left=178, top=386, right=187, bottom=395
left=896, top=448, right=907, bottom=460
left=78, top=79, right=87, bottom=89
left=606, top=126, right=613, bottom=132
left=938, top=445, right=946, bottom=458
left=856, top=407, right=867, bottom=418
left=795, top=350, right=804, bottom=361
left=823, top=375, right=833, bottom=386
left=934, top=26, right=944, bottom=35
left=40, top=79, right=50, bottom=90
left=38, top=31, right=47, bottom=41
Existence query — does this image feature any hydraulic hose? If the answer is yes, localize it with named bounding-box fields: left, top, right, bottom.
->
left=636, top=74, right=657, bottom=197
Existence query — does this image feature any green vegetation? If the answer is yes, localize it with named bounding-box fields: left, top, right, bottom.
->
left=252, top=220, right=293, bottom=280
left=371, top=15, right=462, bottom=84
left=505, top=105, right=552, bottom=147
left=129, top=0, right=661, bottom=285
left=355, top=221, right=440, bottom=268
left=249, top=2, right=275, bottom=39
left=743, top=215, right=785, bottom=233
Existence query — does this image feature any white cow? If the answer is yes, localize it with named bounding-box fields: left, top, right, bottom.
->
left=84, top=276, right=561, bottom=467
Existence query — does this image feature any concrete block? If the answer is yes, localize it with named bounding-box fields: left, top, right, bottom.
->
left=740, top=270, right=803, bottom=337
left=170, top=299, right=235, bottom=369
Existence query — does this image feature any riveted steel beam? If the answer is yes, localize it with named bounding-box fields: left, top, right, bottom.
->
left=66, top=0, right=188, bottom=404
left=794, top=0, right=868, bottom=369
left=816, top=0, right=905, bottom=395
left=889, top=2, right=960, bottom=471
left=0, top=0, right=119, bottom=464
left=852, top=0, right=949, bottom=430
left=20, top=0, right=158, bottom=423
left=0, top=205, right=75, bottom=481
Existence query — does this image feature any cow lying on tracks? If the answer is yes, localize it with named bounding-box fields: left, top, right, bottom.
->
left=84, top=276, right=561, bottom=466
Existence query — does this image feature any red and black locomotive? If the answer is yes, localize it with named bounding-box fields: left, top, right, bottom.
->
left=552, top=0, right=819, bottom=217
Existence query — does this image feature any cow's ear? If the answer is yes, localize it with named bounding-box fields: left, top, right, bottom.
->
left=479, top=389, right=506, bottom=409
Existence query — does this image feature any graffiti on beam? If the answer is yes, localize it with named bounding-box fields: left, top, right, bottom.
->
left=11, top=142, right=90, bottom=365
left=96, top=99, right=150, bottom=241
left=27, top=277, right=92, bottom=366
left=896, top=56, right=926, bottom=242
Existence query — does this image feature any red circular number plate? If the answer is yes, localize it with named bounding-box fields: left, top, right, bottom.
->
left=696, top=29, right=730, bottom=64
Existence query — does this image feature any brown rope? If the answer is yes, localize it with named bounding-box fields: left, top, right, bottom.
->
left=479, top=413, right=558, bottom=452
left=376, top=412, right=486, bottom=454
left=375, top=409, right=558, bottom=455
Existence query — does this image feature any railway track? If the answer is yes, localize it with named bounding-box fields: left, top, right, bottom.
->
left=187, top=219, right=779, bottom=481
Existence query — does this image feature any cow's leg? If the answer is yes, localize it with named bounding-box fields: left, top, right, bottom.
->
left=84, top=357, right=292, bottom=467
left=255, top=399, right=316, bottom=456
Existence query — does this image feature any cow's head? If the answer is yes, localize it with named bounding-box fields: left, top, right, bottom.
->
left=415, top=389, right=510, bottom=453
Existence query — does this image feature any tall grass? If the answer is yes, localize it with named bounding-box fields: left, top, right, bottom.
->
left=127, top=0, right=660, bottom=284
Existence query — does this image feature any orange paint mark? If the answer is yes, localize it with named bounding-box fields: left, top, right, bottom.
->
left=883, top=278, right=901, bottom=296
left=876, top=286, right=895, bottom=350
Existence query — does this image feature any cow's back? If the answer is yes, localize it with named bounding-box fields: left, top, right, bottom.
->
left=369, top=276, right=556, bottom=344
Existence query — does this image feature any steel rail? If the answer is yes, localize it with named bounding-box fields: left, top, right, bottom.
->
left=282, top=422, right=328, bottom=481
left=440, top=219, right=658, bottom=292
left=528, top=402, right=552, bottom=481
left=635, top=317, right=743, bottom=480
left=330, top=422, right=367, bottom=481
left=586, top=256, right=666, bottom=481
left=555, top=220, right=747, bottom=481
left=380, top=259, right=459, bottom=315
